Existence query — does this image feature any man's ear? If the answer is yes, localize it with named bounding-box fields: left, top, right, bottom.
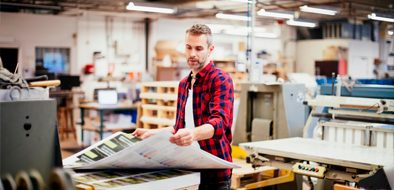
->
left=209, top=44, right=214, bottom=54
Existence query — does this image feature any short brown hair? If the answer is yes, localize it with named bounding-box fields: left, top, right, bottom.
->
left=186, top=24, right=213, bottom=46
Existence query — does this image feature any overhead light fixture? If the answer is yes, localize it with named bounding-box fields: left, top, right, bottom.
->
left=300, top=5, right=337, bottom=16
left=368, top=13, right=394, bottom=23
left=228, top=0, right=254, bottom=3
left=255, top=32, right=279, bottom=38
left=207, top=24, right=279, bottom=38
left=126, top=2, right=175, bottom=14
left=257, top=9, right=294, bottom=19
left=286, top=19, right=317, bottom=28
left=206, top=24, right=233, bottom=33
left=223, top=30, right=278, bottom=38
left=215, top=13, right=250, bottom=21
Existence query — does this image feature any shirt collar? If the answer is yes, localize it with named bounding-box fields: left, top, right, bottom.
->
left=188, top=60, right=214, bottom=80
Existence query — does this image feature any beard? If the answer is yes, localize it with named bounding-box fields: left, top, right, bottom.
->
left=187, top=56, right=207, bottom=71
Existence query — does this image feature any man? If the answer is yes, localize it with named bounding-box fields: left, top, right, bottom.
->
left=133, top=24, right=234, bottom=190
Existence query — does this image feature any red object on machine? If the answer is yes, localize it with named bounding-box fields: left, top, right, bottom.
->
left=338, top=59, right=347, bottom=75
left=277, top=20, right=285, bottom=25
left=84, top=64, right=94, bottom=74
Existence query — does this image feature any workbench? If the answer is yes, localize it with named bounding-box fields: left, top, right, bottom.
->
left=79, top=101, right=138, bottom=141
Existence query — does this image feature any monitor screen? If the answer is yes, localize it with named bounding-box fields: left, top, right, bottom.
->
left=36, top=47, right=70, bottom=74
left=58, top=75, right=80, bottom=90
left=43, top=52, right=65, bottom=73
left=98, top=90, right=118, bottom=105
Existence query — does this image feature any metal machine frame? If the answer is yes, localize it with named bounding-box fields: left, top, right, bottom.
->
left=0, top=100, right=62, bottom=186
left=239, top=94, right=394, bottom=190
left=241, top=137, right=392, bottom=190
left=233, top=82, right=306, bottom=144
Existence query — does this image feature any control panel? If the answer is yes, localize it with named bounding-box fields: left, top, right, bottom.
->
left=292, top=163, right=326, bottom=178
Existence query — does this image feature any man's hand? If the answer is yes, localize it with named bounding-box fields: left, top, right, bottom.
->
left=132, top=128, right=157, bottom=139
left=169, top=128, right=195, bottom=146
left=132, top=127, right=175, bottom=139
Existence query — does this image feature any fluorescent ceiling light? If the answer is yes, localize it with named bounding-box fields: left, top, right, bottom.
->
left=368, top=13, right=394, bottom=23
left=207, top=24, right=234, bottom=33
left=216, top=13, right=250, bottom=21
left=286, top=19, right=317, bottom=28
left=207, top=24, right=279, bottom=38
left=223, top=30, right=248, bottom=36
left=300, top=5, right=337, bottom=16
left=257, top=9, right=294, bottom=19
left=228, top=0, right=254, bottom=3
left=223, top=30, right=278, bottom=38
left=126, top=2, right=175, bottom=14
left=255, top=32, right=279, bottom=38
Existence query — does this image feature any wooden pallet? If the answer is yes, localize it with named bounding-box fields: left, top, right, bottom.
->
left=232, top=167, right=295, bottom=190
left=232, top=168, right=272, bottom=189
left=231, top=159, right=277, bottom=189
left=137, top=81, right=179, bottom=129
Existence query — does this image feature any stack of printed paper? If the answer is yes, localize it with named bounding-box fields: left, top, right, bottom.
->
left=73, top=169, right=200, bottom=190
left=63, top=131, right=240, bottom=169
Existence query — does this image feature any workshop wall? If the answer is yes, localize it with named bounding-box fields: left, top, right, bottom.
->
left=0, top=12, right=77, bottom=76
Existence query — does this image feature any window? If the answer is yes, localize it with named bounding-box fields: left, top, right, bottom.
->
left=0, top=47, right=18, bottom=72
left=35, top=47, right=70, bottom=74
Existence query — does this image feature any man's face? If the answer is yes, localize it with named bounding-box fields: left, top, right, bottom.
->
left=185, top=33, right=214, bottom=72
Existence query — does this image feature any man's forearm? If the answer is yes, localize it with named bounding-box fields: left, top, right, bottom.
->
left=192, top=124, right=214, bottom=141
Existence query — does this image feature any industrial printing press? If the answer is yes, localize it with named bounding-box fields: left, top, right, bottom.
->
left=238, top=84, right=394, bottom=190
left=0, top=63, right=201, bottom=190
left=0, top=62, right=68, bottom=189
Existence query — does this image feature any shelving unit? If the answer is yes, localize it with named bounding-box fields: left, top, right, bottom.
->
left=137, top=81, right=179, bottom=129
left=156, top=65, right=189, bottom=81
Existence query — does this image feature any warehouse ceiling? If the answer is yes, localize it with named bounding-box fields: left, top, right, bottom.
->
left=0, top=0, right=393, bottom=22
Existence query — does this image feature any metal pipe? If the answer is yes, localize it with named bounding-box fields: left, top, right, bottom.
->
left=331, top=72, right=335, bottom=95
left=144, top=18, right=150, bottom=72
left=312, top=113, right=394, bottom=125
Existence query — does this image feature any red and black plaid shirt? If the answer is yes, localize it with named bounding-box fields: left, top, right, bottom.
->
left=173, top=61, right=234, bottom=182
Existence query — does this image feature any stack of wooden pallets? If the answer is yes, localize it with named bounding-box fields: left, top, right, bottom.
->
left=137, top=81, right=179, bottom=129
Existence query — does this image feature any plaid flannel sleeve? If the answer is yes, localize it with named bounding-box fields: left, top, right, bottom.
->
left=206, top=74, right=234, bottom=140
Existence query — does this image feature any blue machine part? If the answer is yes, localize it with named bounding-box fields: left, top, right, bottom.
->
left=356, top=79, right=394, bottom=85
left=320, top=84, right=394, bottom=99
left=316, top=78, right=394, bottom=86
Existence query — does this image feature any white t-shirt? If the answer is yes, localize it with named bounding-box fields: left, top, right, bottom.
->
left=185, top=89, right=200, bottom=148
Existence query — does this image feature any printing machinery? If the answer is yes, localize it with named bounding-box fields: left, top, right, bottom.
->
left=303, top=95, right=394, bottom=138
left=4, top=65, right=192, bottom=190
left=233, top=82, right=307, bottom=145
left=241, top=137, right=393, bottom=190
left=239, top=85, right=394, bottom=190
left=0, top=62, right=69, bottom=189
left=0, top=90, right=63, bottom=188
